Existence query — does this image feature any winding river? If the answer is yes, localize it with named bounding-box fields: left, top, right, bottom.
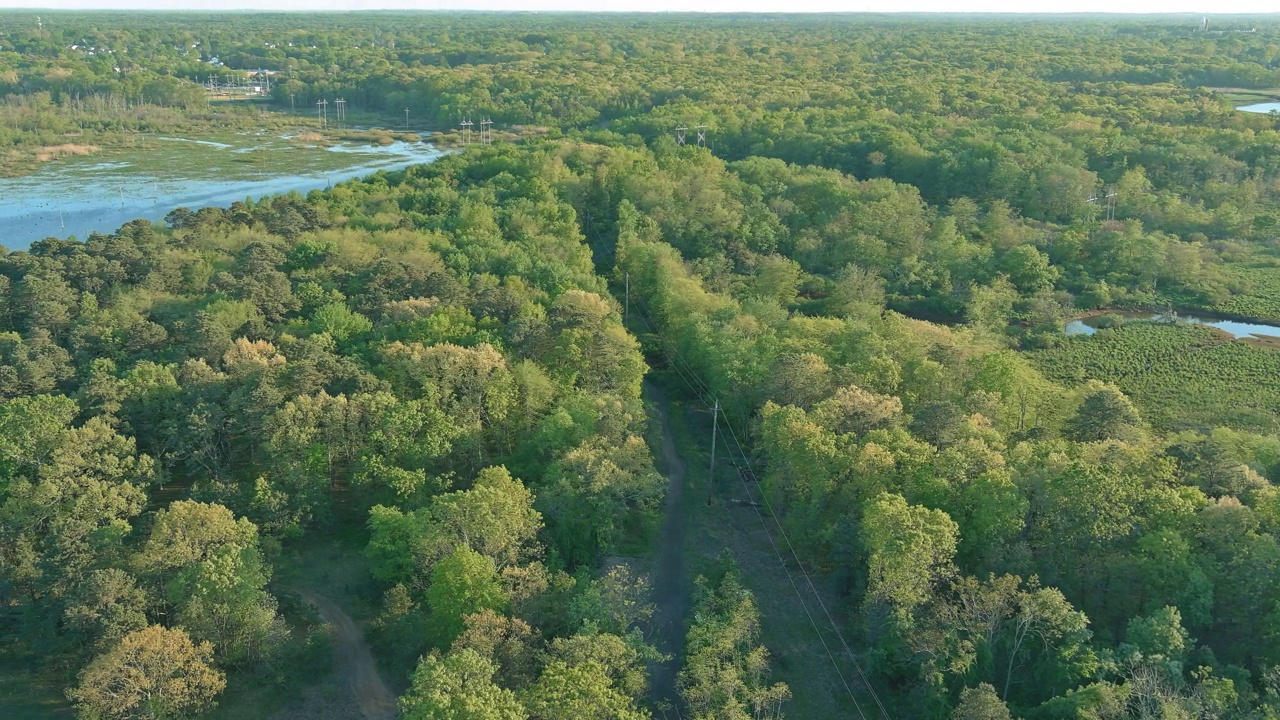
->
left=0, top=133, right=445, bottom=250
left=1065, top=311, right=1280, bottom=340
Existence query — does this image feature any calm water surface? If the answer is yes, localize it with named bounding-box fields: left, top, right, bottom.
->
left=1238, top=102, right=1280, bottom=114
left=1065, top=312, right=1280, bottom=340
left=0, top=135, right=444, bottom=250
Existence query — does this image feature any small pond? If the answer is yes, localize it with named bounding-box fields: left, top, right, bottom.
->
left=1065, top=311, right=1280, bottom=340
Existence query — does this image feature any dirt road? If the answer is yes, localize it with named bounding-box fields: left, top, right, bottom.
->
left=646, top=382, right=691, bottom=711
left=294, top=589, right=398, bottom=720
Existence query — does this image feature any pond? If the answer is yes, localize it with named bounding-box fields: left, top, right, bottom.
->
left=1064, top=311, right=1280, bottom=340
left=1238, top=102, right=1280, bottom=114
left=0, top=132, right=446, bottom=250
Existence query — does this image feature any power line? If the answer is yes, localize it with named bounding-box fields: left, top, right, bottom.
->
left=718, top=417, right=893, bottom=720
left=613, top=273, right=878, bottom=718
left=603, top=233, right=892, bottom=718
left=729, top=457, right=869, bottom=720
left=707, top=399, right=719, bottom=506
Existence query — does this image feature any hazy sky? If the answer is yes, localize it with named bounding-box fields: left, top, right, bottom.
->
left=0, top=0, right=1274, bottom=14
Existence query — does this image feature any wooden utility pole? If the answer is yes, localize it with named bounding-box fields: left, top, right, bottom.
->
left=707, top=399, right=719, bottom=505
left=624, top=272, right=630, bottom=326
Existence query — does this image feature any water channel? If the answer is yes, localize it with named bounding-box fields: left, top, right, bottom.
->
left=1064, top=311, right=1280, bottom=340
left=0, top=133, right=445, bottom=250
left=1239, top=101, right=1280, bottom=114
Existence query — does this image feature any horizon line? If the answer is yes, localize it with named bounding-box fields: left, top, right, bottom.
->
left=0, top=7, right=1275, bottom=13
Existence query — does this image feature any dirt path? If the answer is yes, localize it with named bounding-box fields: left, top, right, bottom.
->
left=646, top=382, right=691, bottom=712
left=294, top=589, right=398, bottom=720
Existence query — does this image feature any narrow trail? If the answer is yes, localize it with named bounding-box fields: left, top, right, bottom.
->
left=646, top=381, right=691, bottom=713
left=293, top=588, right=398, bottom=720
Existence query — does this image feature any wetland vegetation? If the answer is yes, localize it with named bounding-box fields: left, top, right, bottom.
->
left=0, top=131, right=445, bottom=249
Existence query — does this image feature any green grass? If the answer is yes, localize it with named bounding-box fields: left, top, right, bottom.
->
left=3, top=112, right=436, bottom=184
left=1033, top=322, right=1280, bottom=433
left=1211, top=260, right=1280, bottom=323
left=1209, top=86, right=1280, bottom=106
left=88, top=132, right=425, bottom=183
left=0, top=647, right=75, bottom=720
left=0, top=103, right=316, bottom=179
left=208, top=517, right=384, bottom=720
left=652, top=371, right=870, bottom=720
left=0, top=511, right=378, bottom=720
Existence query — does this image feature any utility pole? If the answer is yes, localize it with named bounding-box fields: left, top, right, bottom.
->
left=1106, top=189, right=1117, bottom=221
left=404, top=107, right=410, bottom=130
left=335, top=98, right=345, bottom=126
left=707, top=399, right=719, bottom=505
left=460, top=117, right=473, bottom=145
left=695, top=124, right=708, bottom=147
left=1086, top=190, right=1100, bottom=241
left=317, top=99, right=327, bottom=129
left=289, top=93, right=295, bottom=113
left=481, top=117, right=493, bottom=145
left=624, top=272, right=630, bottom=326
left=676, top=125, right=688, bottom=145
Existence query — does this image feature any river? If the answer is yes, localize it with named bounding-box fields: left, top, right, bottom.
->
left=1065, top=311, right=1280, bottom=340
left=1239, top=102, right=1280, bottom=114
left=0, top=132, right=445, bottom=250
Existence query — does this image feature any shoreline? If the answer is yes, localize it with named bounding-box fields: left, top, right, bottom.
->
left=1067, top=306, right=1280, bottom=327
left=1065, top=306, right=1280, bottom=350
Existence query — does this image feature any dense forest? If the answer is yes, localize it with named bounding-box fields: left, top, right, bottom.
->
left=7, top=10, right=1280, bottom=720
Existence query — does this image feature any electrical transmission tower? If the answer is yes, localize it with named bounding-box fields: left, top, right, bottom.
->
left=460, top=117, right=473, bottom=145
left=481, top=117, right=493, bottom=145
left=695, top=124, right=709, bottom=147
left=335, top=98, right=345, bottom=126
left=675, top=125, right=688, bottom=145
left=317, top=99, right=328, bottom=129
left=1089, top=187, right=1118, bottom=222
